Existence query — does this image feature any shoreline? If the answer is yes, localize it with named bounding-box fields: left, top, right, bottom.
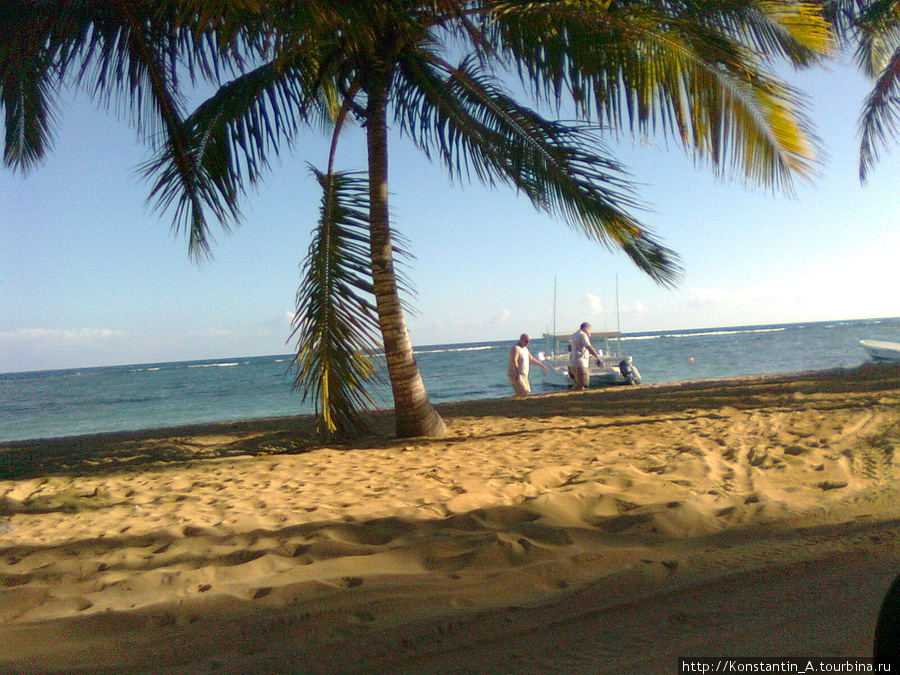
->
left=1, top=363, right=899, bottom=672
left=1, top=363, right=891, bottom=451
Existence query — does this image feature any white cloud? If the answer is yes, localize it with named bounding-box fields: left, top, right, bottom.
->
left=686, top=287, right=737, bottom=305
left=0, top=327, right=127, bottom=342
left=580, top=293, right=605, bottom=314
left=489, top=309, right=511, bottom=324
left=0, top=327, right=133, bottom=373
left=199, top=328, right=233, bottom=338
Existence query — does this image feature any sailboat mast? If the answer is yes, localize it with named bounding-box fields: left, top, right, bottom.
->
left=553, top=276, right=557, bottom=339
left=616, top=274, right=621, bottom=334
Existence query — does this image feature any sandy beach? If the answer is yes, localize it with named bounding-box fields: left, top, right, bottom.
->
left=1, top=363, right=899, bottom=673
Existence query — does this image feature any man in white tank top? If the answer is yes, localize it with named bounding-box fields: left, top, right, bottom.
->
left=508, top=333, right=548, bottom=396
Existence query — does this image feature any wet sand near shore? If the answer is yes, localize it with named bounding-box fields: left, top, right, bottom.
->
left=1, top=364, right=899, bottom=673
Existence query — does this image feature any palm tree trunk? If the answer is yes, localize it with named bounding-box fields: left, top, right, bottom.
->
left=365, top=79, right=447, bottom=438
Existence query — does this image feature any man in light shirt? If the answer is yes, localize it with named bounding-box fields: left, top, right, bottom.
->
left=567, top=322, right=603, bottom=391
left=507, top=333, right=548, bottom=397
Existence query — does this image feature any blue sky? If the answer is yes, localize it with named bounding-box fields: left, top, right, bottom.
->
left=2, top=55, right=898, bottom=373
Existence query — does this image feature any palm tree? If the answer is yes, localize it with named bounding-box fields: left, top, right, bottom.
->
left=820, top=0, right=900, bottom=180
left=2, top=1, right=832, bottom=438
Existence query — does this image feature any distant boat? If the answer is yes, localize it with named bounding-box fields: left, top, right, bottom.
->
left=540, top=276, right=641, bottom=388
left=860, top=340, right=900, bottom=362
left=538, top=331, right=641, bottom=388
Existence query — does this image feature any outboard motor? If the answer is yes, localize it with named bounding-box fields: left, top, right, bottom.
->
left=619, top=357, right=641, bottom=385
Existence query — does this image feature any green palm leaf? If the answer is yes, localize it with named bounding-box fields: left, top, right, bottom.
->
left=135, top=18, right=358, bottom=259
left=394, top=53, right=683, bottom=286
left=859, top=46, right=900, bottom=180
left=482, top=0, right=827, bottom=192
left=137, top=56, right=330, bottom=260
left=290, top=167, right=383, bottom=437
left=0, top=0, right=289, bottom=258
left=0, top=42, right=56, bottom=171
left=830, top=0, right=900, bottom=180
left=0, top=0, right=244, bottom=257
left=849, top=0, right=900, bottom=77
left=0, top=1, right=77, bottom=170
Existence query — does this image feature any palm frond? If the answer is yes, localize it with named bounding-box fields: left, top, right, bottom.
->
left=0, top=2, right=65, bottom=170
left=819, top=0, right=866, bottom=43
left=827, top=0, right=900, bottom=179
left=859, top=45, right=900, bottom=180
left=137, top=14, right=357, bottom=259
left=77, top=4, right=243, bottom=260
left=479, top=0, right=823, bottom=192
left=138, top=55, right=332, bottom=260
left=850, top=0, right=900, bottom=77
left=697, top=0, right=833, bottom=66
left=0, top=46, right=57, bottom=171
left=0, top=0, right=246, bottom=257
left=290, top=167, right=383, bottom=437
left=394, top=53, right=683, bottom=286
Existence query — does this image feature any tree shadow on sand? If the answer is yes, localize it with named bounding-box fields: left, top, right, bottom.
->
left=0, top=416, right=375, bottom=481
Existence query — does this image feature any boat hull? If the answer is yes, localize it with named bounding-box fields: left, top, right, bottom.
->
left=540, top=362, right=626, bottom=388
left=860, top=340, right=900, bottom=362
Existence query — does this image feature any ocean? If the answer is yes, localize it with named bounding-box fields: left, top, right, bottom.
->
left=1, top=317, right=898, bottom=443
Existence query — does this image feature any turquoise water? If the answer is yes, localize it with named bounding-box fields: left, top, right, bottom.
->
left=1, top=317, right=897, bottom=443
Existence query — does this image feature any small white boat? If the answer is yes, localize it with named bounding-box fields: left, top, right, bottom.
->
left=538, top=331, right=641, bottom=388
left=860, top=340, right=900, bottom=362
